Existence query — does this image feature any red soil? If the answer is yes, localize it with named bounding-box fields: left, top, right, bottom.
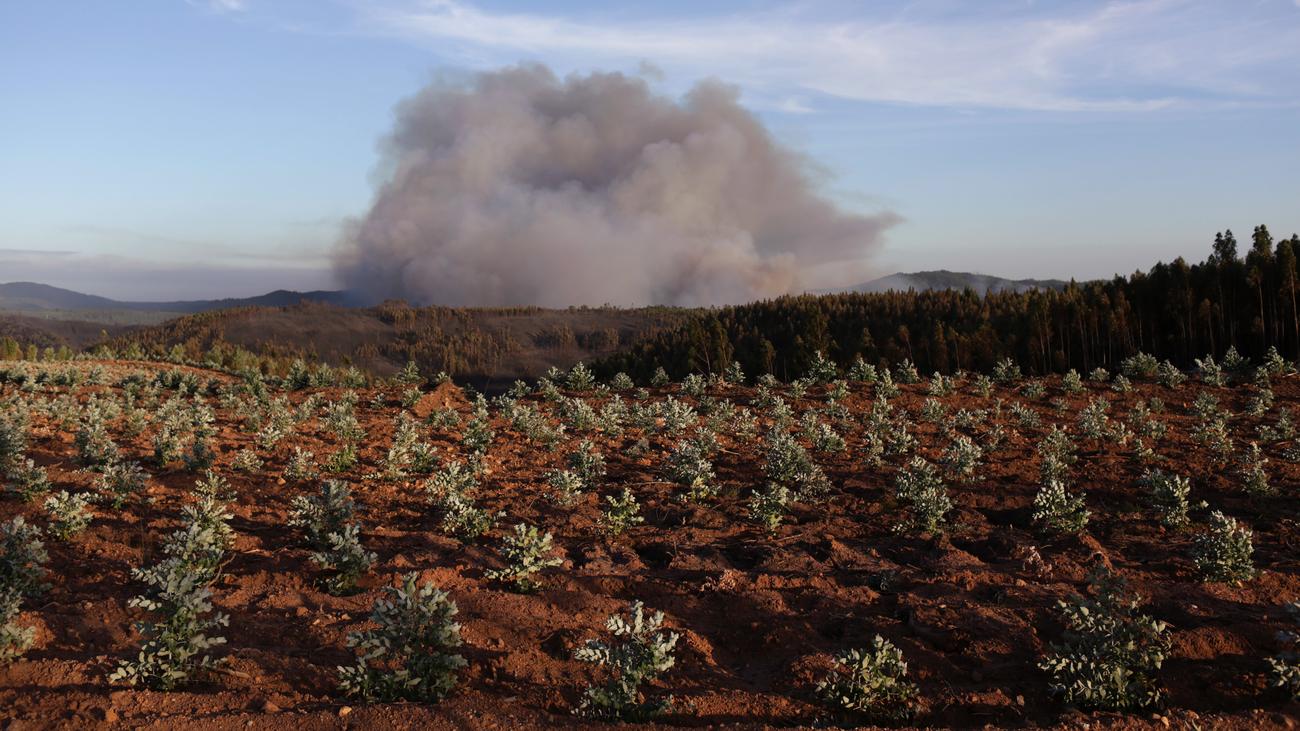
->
left=1, top=361, right=1298, bottom=729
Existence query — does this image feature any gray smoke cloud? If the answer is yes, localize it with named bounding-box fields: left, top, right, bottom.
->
left=335, top=64, right=898, bottom=307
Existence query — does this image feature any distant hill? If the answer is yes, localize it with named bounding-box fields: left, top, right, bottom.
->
left=0, top=281, right=362, bottom=316
left=104, top=301, right=691, bottom=389
left=825, top=270, right=1070, bottom=296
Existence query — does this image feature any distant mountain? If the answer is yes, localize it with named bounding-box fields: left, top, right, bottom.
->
left=0, top=281, right=364, bottom=314
left=825, top=270, right=1070, bottom=296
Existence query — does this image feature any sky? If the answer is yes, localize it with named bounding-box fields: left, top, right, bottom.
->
left=1, top=0, right=1299, bottom=301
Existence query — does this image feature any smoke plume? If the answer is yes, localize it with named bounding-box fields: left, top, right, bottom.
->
left=335, top=65, right=897, bottom=307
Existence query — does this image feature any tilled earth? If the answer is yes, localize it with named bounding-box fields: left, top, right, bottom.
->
left=1, top=360, right=1299, bottom=729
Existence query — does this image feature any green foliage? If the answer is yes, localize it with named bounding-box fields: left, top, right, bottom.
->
left=992, top=357, right=1021, bottom=384
left=1156, top=360, right=1186, bottom=388
left=284, top=447, right=318, bottom=481
left=816, top=635, right=919, bottom=721
left=600, top=488, right=644, bottom=537
left=893, top=457, right=952, bottom=534
left=110, top=495, right=233, bottom=690
left=574, top=601, right=679, bottom=721
left=310, top=523, right=376, bottom=595
left=98, top=460, right=148, bottom=508
left=0, top=517, right=47, bottom=659
left=0, top=516, right=48, bottom=598
left=665, top=439, right=717, bottom=502
left=1061, top=369, right=1084, bottom=395
left=44, top=490, right=94, bottom=540
left=893, top=359, right=920, bottom=384
left=1032, top=479, right=1090, bottom=534
left=764, top=427, right=830, bottom=500
left=807, top=351, right=838, bottom=383
left=545, top=469, right=586, bottom=506
left=1039, top=567, right=1170, bottom=711
left=0, top=587, right=35, bottom=662
left=75, top=406, right=119, bottom=468
left=940, top=434, right=982, bottom=481
left=1121, top=352, right=1160, bottom=379
left=289, top=480, right=358, bottom=547
left=1140, top=469, right=1192, bottom=528
left=109, top=571, right=228, bottom=690
left=1238, top=441, right=1272, bottom=495
left=0, top=414, right=27, bottom=473
left=567, top=440, right=607, bottom=484
left=748, top=483, right=791, bottom=534
left=338, top=573, right=466, bottom=703
left=1268, top=602, right=1300, bottom=700
left=4, top=458, right=50, bottom=502
left=485, top=523, right=563, bottom=593
left=1191, top=511, right=1255, bottom=584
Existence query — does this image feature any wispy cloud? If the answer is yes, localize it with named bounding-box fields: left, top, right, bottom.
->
left=188, top=0, right=247, bottom=14
left=353, top=0, right=1300, bottom=112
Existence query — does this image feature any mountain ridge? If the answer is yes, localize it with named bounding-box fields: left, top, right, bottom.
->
left=0, top=281, right=363, bottom=314
left=823, top=269, right=1071, bottom=295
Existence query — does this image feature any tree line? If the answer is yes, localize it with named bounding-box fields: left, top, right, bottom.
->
left=597, top=226, right=1300, bottom=382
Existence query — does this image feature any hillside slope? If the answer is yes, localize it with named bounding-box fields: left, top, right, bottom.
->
left=107, top=301, right=691, bottom=387
left=827, top=270, right=1069, bottom=295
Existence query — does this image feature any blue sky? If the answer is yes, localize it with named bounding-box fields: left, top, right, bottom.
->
left=2, top=0, right=1299, bottom=300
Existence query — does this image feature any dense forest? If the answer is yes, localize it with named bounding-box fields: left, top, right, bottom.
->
left=599, top=226, right=1300, bottom=382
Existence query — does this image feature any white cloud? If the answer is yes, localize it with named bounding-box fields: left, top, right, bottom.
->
left=355, top=0, right=1300, bottom=112
left=189, top=0, right=247, bottom=14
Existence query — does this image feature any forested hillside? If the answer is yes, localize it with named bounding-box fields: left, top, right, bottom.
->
left=601, top=226, right=1300, bottom=382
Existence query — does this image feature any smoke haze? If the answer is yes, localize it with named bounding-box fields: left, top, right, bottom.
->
left=335, top=65, right=897, bottom=307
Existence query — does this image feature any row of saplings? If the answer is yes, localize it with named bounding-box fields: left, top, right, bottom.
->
left=2, top=472, right=1299, bottom=724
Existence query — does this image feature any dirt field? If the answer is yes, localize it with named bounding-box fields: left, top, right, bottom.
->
left=1, top=359, right=1298, bottom=729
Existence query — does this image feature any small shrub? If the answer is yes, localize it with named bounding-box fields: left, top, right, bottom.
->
left=1238, top=442, right=1272, bottom=495
left=310, top=523, right=376, bottom=595
left=289, top=480, right=358, bottom=549
left=847, top=357, right=877, bottom=383
left=992, top=357, right=1021, bottom=384
left=110, top=496, right=233, bottom=690
left=1032, top=480, right=1090, bottom=534
left=1140, top=469, right=1192, bottom=528
left=284, top=447, right=318, bottom=481
left=1121, top=352, right=1160, bottom=379
left=568, top=440, right=607, bottom=484
left=546, top=469, right=586, bottom=506
left=75, top=407, right=119, bottom=468
left=0, top=587, right=35, bottom=662
left=1191, top=511, right=1254, bottom=584
left=816, top=635, right=919, bottom=721
left=1061, top=369, right=1084, bottom=395
left=4, top=459, right=50, bottom=502
left=337, top=573, right=466, bottom=703
left=0, top=416, right=27, bottom=473
left=940, top=434, right=983, bottom=481
left=1039, top=567, right=1170, bottom=711
left=485, top=523, right=563, bottom=593
left=665, top=439, right=717, bottom=502
left=600, top=489, right=644, bottom=536
left=764, top=427, right=830, bottom=500
left=0, top=516, right=48, bottom=597
left=893, top=359, right=920, bottom=384
left=109, top=572, right=228, bottom=689
left=1156, top=361, right=1186, bottom=388
left=1268, top=602, right=1300, bottom=700
left=749, top=483, right=791, bottom=534
left=98, top=460, right=148, bottom=508
left=44, top=491, right=93, bottom=540
left=893, top=458, right=952, bottom=534
left=574, top=601, right=679, bottom=721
